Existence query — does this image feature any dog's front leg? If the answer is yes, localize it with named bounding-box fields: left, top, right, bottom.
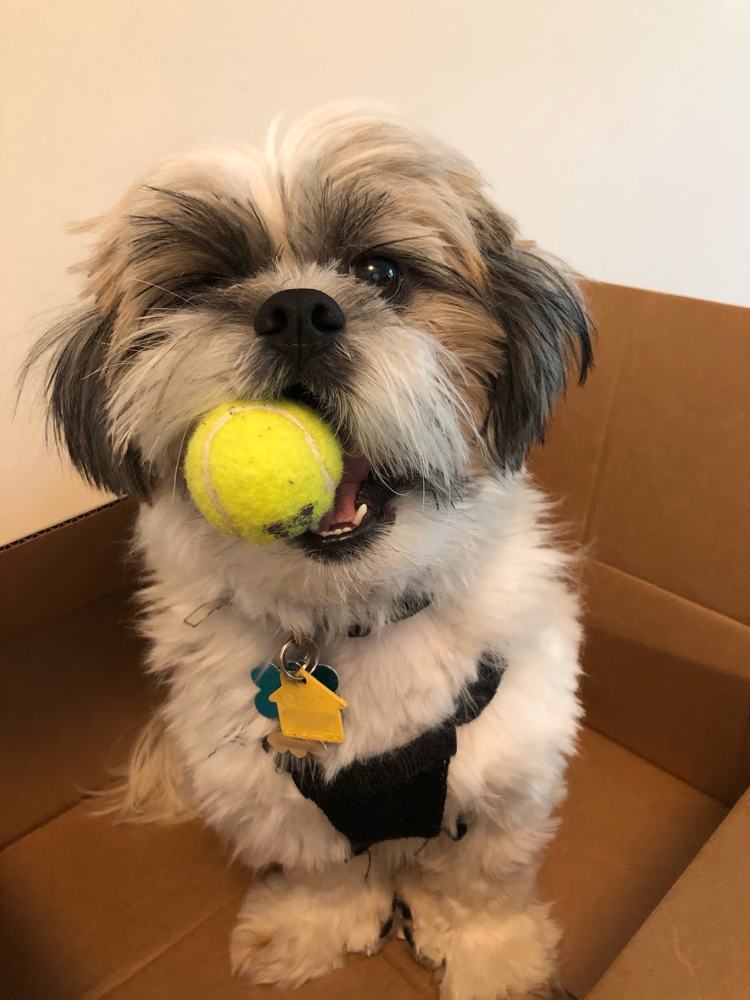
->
left=396, top=822, right=561, bottom=1000
left=231, top=853, right=394, bottom=988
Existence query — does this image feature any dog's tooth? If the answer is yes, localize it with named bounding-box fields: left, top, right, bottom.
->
left=340, top=526, right=352, bottom=533
left=353, top=503, right=367, bottom=527
left=333, top=528, right=343, bottom=535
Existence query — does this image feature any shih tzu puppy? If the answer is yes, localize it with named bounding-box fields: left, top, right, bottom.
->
left=28, top=106, right=591, bottom=1000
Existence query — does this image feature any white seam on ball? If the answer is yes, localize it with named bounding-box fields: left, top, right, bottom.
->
left=201, top=410, right=240, bottom=534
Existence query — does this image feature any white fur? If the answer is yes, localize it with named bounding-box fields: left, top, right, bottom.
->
left=131, top=471, right=581, bottom=999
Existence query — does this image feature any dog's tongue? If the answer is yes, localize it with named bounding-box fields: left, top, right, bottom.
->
left=314, top=455, right=370, bottom=533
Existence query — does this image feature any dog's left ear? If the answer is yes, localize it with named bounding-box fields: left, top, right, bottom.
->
left=473, top=205, right=593, bottom=471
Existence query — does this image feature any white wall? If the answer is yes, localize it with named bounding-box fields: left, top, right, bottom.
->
left=2, top=0, right=748, bottom=545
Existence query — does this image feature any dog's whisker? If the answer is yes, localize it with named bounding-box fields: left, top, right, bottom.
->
left=130, top=277, right=194, bottom=306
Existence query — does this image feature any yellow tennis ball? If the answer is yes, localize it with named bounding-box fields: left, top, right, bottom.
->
left=184, top=400, right=343, bottom=545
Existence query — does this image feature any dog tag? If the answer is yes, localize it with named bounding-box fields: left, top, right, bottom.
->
left=266, top=730, right=328, bottom=758
left=269, top=668, right=347, bottom=743
left=252, top=662, right=339, bottom=719
left=251, top=664, right=281, bottom=719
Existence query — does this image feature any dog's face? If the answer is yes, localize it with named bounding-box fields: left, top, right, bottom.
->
left=33, top=107, right=590, bottom=581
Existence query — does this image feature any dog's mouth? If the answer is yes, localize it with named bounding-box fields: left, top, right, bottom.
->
left=281, top=384, right=399, bottom=560
left=303, top=457, right=397, bottom=554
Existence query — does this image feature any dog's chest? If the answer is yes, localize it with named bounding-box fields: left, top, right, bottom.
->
left=175, top=610, right=480, bottom=762
left=167, top=607, right=494, bottom=857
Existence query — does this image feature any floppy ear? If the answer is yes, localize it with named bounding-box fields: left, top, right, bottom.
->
left=24, top=306, right=154, bottom=500
left=474, top=207, right=593, bottom=471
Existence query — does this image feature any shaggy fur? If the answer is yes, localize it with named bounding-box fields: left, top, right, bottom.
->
left=26, top=105, right=592, bottom=1000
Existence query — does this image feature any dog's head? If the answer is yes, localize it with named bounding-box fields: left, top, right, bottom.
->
left=29, top=106, right=591, bottom=588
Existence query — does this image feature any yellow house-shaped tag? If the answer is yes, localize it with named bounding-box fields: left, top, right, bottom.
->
left=269, top=667, right=348, bottom=744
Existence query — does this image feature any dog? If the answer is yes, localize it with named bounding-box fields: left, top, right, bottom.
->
left=27, top=105, right=591, bottom=1000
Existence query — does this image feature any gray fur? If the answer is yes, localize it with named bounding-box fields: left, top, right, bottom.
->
left=478, top=229, right=593, bottom=470
left=21, top=307, right=154, bottom=499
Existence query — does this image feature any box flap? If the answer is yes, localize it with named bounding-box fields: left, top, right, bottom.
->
left=530, top=282, right=750, bottom=804
left=539, top=728, right=725, bottom=997
left=583, top=286, right=750, bottom=626
left=588, top=788, right=750, bottom=999
left=0, top=591, right=157, bottom=848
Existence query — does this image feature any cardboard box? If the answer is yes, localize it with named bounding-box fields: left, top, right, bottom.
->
left=1, top=281, right=748, bottom=998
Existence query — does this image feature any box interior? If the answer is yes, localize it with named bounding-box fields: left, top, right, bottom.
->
left=1, top=280, right=748, bottom=999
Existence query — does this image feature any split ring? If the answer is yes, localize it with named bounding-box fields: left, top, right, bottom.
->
left=280, top=636, right=320, bottom=679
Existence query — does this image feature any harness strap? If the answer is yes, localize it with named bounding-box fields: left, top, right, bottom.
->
left=276, top=653, right=505, bottom=853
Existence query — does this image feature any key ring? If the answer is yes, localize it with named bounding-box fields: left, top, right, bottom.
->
left=279, top=636, right=320, bottom=680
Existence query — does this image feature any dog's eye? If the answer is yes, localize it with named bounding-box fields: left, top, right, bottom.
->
left=351, top=257, right=403, bottom=301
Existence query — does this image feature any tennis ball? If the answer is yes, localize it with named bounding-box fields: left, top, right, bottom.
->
left=184, top=400, right=343, bottom=545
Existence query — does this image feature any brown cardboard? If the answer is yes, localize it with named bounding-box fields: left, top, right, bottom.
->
left=581, top=560, right=750, bottom=805
left=0, top=590, right=157, bottom=848
left=531, top=283, right=750, bottom=805
left=582, top=286, right=750, bottom=626
left=582, top=628, right=750, bottom=806
left=539, top=729, right=725, bottom=998
left=0, top=725, right=723, bottom=1000
left=0, top=498, right=138, bottom=642
left=0, top=804, right=250, bottom=1000
left=584, top=558, right=750, bottom=678
left=101, top=904, right=434, bottom=1000
left=1, top=280, right=748, bottom=1000
left=587, top=788, right=750, bottom=1000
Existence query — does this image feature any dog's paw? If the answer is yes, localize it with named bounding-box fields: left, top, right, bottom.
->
left=398, top=893, right=560, bottom=1000
left=231, top=867, right=393, bottom=988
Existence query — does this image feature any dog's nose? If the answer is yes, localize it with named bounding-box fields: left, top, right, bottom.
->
left=254, top=288, right=345, bottom=364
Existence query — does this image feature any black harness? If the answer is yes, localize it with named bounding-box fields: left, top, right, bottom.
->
left=268, top=651, right=505, bottom=854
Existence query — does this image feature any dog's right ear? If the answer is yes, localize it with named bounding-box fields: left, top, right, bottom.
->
left=471, top=203, right=593, bottom=472
left=22, top=306, right=154, bottom=501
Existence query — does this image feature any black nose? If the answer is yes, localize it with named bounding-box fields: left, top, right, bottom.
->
left=253, top=288, right=345, bottom=365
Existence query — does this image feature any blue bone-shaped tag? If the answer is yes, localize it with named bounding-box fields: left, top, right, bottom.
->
left=251, top=662, right=339, bottom=719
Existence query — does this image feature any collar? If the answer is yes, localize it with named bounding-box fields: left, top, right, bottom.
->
left=346, top=592, right=432, bottom=638
left=183, top=591, right=431, bottom=637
